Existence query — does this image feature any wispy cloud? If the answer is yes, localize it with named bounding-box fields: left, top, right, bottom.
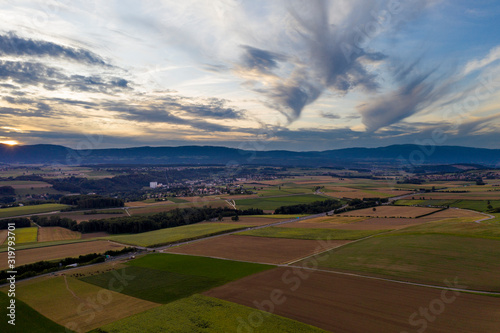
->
left=0, top=33, right=107, bottom=65
left=462, top=45, right=500, bottom=76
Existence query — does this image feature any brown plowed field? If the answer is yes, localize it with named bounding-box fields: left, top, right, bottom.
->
left=37, top=227, right=81, bottom=242
left=165, top=235, right=349, bottom=264
left=80, top=231, right=110, bottom=239
left=341, top=205, right=439, bottom=218
left=0, top=240, right=124, bottom=269
left=205, top=267, right=500, bottom=333
left=0, top=230, right=7, bottom=245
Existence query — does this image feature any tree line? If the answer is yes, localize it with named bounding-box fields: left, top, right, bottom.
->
left=32, top=206, right=263, bottom=234
left=60, top=195, right=124, bottom=209
left=0, top=217, right=31, bottom=229
left=0, top=247, right=135, bottom=283
left=274, top=199, right=342, bottom=215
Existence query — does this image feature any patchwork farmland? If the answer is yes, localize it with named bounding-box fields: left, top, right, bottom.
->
left=1, top=173, right=499, bottom=332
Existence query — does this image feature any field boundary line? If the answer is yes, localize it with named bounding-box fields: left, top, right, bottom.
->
left=285, top=228, right=396, bottom=265
left=284, top=265, right=500, bottom=296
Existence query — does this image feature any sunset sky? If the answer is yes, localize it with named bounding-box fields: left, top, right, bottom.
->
left=0, top=0, right=499, bottom=151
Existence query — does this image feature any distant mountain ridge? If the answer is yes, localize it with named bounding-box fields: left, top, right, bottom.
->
left=0, top=144, right=499, bottom=167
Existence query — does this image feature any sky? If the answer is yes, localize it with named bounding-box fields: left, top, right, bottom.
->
left=0, top=0, right=499, bottom=151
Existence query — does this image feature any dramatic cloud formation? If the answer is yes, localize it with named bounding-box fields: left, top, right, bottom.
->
left=0, top=0, right=499, bottom=149
left=0, top=33, right=107, bottom=65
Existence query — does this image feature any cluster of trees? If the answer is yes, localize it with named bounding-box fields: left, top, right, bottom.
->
left=48, top=174, right=152, bottom=195
left=33, top=206, right=262, bottom=235
left=274, top=199, right=342, bottom=215
left=0, top=248, right=135, bottom=283
left=31, top=215, right=77, bottom=229
left=0, top=186, right=16, bottom=205
left=60, top=195, right=124, bottom=209
left=0, top=186, right=15, bottom=196
left=335, top=197, right=384, bottom=213
left=0, top=217, right=31, bottom=229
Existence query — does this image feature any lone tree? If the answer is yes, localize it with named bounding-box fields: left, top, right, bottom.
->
left=372, top=207, right=377, bottom=212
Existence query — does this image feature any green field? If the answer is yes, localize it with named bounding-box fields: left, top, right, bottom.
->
left=238, top=227, right=385, bottom=240
left=82, top=253, right=271, bottom=303
left=257, top=185, right=311, bottom=197
left=0, top=204, right=69, bottom=218
left=299, top=234, right=500, bottom=291
left=15, top=227, right=38, bottom=243
left=93, top=294, right=326, bottom=333
left=167, top=197, right=189, bottom=203
left=81, top=265, right=218, bottom=303
left=390, top=219, right=500, bottom=240
left=394, top=199, right=500, bottom=212
left=0, top=292, right=71, bottom=333
left=450, top=200, right=500, bottom=212
left=235, top=194, right=330, bottom=210
left=104, top=223, right=248, bottom=247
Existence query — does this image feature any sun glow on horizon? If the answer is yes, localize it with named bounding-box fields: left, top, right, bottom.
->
left=0, top=140, right=19, bottom=146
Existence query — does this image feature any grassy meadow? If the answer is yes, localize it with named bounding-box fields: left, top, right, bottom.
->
left=104, top=223, right=249, bottom=247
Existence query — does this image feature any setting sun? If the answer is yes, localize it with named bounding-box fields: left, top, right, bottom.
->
left=0, top=140, right=19, bottom=146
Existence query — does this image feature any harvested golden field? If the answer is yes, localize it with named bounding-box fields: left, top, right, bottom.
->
left=37, top=227, right=81, bottom=242
left=165, top=234, right=349, bottom=264
left=0, top=240, right=124, bottom=269
left=10, top=276, right=158, bottom=332
left=341, top=205, right=439, bottom=218
left=426, top=208, right=485, bottom=220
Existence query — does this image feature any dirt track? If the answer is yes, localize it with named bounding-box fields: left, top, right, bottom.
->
left=165, top=235, right=350, bottom=264
left=205, top=267, right=500, bottom=333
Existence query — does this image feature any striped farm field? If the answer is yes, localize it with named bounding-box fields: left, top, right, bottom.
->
left=37, top=226, right=81, bottom=242
left=166, top=235, right=350, bottom=264
left=81, top=253, right=271, bottom=304
left=4, top=276, right=158, bottom=332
